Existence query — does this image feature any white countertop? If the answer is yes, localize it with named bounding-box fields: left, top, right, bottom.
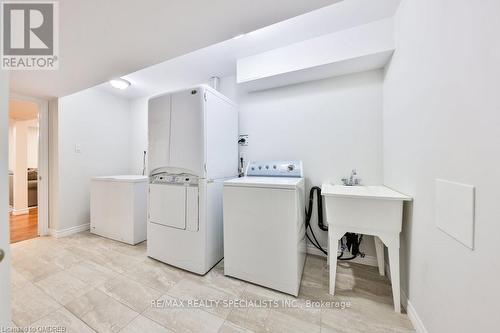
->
left=321, top=184, right=412, bottom=201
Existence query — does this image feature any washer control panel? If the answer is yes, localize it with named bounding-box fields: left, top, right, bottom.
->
left=246, top=161, right=303, bottom=177
left=151, top=173, right=198, bottom=185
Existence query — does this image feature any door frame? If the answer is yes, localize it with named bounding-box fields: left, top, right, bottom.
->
left=0, top=66, right=11, bottom=328
left=9, top=93, right=49, bottom=237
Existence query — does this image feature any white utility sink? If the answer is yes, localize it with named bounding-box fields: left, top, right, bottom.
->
left=322, top=185, right=411, bottom=233
left=321, top=184, right=411, bottom=313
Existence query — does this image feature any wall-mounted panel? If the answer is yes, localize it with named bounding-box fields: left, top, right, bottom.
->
left=435, top=179, right=475, bottom=250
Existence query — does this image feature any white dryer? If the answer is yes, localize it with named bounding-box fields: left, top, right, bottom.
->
left=223, top=161, right=305, bottom=296
left=147, top=85, right=238, bottom=275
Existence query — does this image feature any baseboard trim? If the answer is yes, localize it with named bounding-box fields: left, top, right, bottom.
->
left=385, top=264, right=428, bottom=333
left=306, top=244, right=378, bottom=267
left=406, top=298, right=428, bottom=333
left=12, top=208, right=29, bottom=216
left=50, top=223, right=89, bottom=238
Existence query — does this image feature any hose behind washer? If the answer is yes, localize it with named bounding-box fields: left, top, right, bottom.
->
left=305, top=186, right=363, bottom=260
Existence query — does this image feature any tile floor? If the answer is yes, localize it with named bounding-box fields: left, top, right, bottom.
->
left=9, top=232, right=415, bottom=333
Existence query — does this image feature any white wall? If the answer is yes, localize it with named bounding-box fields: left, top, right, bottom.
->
left=27, top=123, right=38, bottom=168
left=130, top=97, right=149, bottom=175
left=12, top=121, right=30, bottom=214
left=222, top=71, right=384, bottom=256
left=54, top=88, right=137, bottom=231
left=8, top=120, right=14, bottom=171
left=48, top=99, right=60, bottom=231
left=0, top=69, right=11, bottom=326
left=383, top=1, right=500, bottom=332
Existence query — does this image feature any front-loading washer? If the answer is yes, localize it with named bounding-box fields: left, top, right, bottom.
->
left=223, top=160, right=305, bottom=296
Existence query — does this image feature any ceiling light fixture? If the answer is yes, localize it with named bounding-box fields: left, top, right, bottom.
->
left=109, top=78, right=131, bottom=90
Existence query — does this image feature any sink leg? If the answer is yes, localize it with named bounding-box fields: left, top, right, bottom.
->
left=327, top=233, right=330, bottom=267
left=329, top=253, right=337, bottom=296
left=328, top=228, right=345, bottom=296
left=374, top=236, right=385, bottom=276
left=387, top=238, right=401, bottom=313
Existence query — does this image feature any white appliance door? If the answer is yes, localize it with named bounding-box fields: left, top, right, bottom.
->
left=149, top=184, right=186, bottom=230
left=148, top=94, right=172, bottom=173
left=169, top=89, right=205, bottom=176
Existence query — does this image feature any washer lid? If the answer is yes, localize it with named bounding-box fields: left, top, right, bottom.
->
left=224, top=177, right=303, bottom=189
left=92, top=175, right=148, bottom=183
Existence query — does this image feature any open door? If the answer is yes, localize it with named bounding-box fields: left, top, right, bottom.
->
left=0, top=65, right=12, bottom=327
left=8, top=94, right=49, bottom=243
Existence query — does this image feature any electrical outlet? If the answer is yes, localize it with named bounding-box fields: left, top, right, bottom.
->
left=238, top=134, right=248, bottom=146
left=75, top=144, right=82, bottom=153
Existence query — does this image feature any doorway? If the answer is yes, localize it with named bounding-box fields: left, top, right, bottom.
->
left=8, top=95, right=49, bottom=243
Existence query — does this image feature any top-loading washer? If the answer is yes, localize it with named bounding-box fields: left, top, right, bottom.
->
left=223, top=160, right=305, bottom=296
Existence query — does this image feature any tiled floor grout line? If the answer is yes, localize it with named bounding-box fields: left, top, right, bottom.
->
left=62, top=302, right=98, bottom=333
left=140, top=309, right=175, bottom=333
left=61, top=304, right=99, bottom=333
left=116, top=312, right=142, bottom=333
left=25, top=283, right=65, bottom=326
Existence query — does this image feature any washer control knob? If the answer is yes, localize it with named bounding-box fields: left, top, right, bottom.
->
left=287, top=164, right=295, bottom=172
left=265, top=165, right=269, bottom=169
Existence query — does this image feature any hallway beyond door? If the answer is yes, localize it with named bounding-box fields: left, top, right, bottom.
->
left=10, top=208, right=38, bottom=243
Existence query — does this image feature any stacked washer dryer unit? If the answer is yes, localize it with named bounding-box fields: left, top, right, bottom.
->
left=147, top=85, right=238, bottom=275
left=223, top=161, right=306, bottom=296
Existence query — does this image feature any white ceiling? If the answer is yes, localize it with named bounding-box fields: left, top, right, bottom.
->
left=96, top=0, right=401, bottom=100
left=10, top=0, right=343, bottom=99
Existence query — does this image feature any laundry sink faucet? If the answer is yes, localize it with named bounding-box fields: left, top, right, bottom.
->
left=342, top=169, right=361, bottom=186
